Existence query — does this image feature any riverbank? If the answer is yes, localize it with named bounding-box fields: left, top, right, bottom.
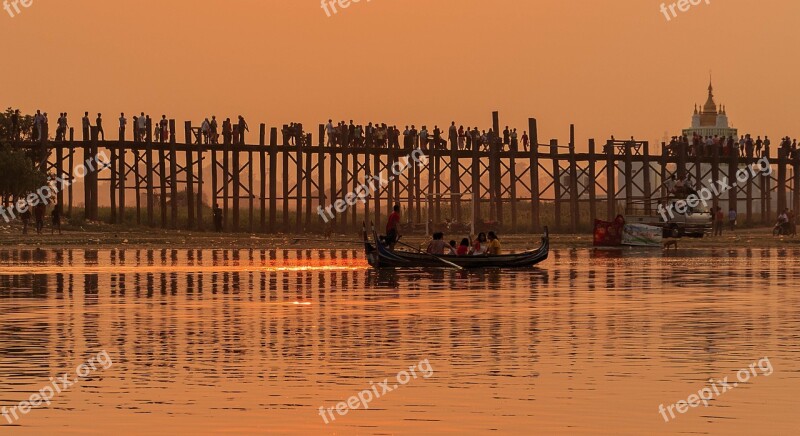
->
left=0, top=223, right=796, bottom=250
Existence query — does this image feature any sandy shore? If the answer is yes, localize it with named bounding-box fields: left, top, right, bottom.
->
left=0, top=223, right=797, bottom=250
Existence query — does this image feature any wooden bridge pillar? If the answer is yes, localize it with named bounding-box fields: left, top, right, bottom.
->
left=551, top=140, right=561, bottom=232
left=568, top=125, right=579, bottom=232
left=169, top=120, right=178, bottom=229
left=642, top=142, right=652, bottom=215
left=588, top=139, right=597, bottom=223
left=184, top=121, right=195, bottom=230
left=260, top=124, right=267, bottom=232
left=529, top=118, right=540, bottom=232
left=606, top=140, right=616, bottom=221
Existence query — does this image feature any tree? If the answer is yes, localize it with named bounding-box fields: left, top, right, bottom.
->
left=0, top=142, right=49, bottom=206
left=0, top=107, right=34, bottom=142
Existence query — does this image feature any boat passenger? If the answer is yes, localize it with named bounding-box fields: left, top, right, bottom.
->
left=447, top=240, right=457, bottom=255
left=426, top=232, right=448, bottom=255
left=456, top=238, right=470, bottom=256
left=487, top=231, right=501, bottom=255
left=471, top=232, right=488, bottom=255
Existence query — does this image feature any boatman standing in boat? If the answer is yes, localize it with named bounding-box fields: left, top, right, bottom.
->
left=386, top=204, right=401, bottom=250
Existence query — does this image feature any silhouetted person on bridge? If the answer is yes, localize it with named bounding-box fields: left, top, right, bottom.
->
left=237, top=116, right=249, bottom=143
left=10, top=109, right=20, bottom=140
left=222, top=118, right=233, bottom=145
left=96, top=113, right=105, bottom=140
left=82, top=112, right=91, bottom=141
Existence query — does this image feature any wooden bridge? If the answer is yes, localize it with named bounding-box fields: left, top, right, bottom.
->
left=13, top=111, right=799, bottom=233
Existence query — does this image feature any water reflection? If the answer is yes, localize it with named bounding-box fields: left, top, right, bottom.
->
left=0, top=247, right=798, bottom=434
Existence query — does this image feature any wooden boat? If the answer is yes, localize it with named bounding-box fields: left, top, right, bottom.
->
left=365, top=228, right=549, bottom=269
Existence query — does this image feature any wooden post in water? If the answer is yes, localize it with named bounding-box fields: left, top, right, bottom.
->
left=184, top=122, right=195, bottom=230
left=327, top=125, right=338, bottom=229
left=304, top=133, right=313, bottom=230
left=765, top=144, right=772, bottom=223
left=778, top=148, right=787, bottom=214
left=282, top=128, right=290, bottom=231
left=57, top=133, right=65, bottom=214
left=232, top=127, right=241, bottom=232
left=159, top=129, right=168, bottom=228
left=269, top=128, right=278, bottom=232
left=196, top=129, right=204, bottom=230
left=317, top=127, right=326, bottom=231
left=260, top=125, right=267, bottom=232
left=295, top=134, right=304, bottom=232
left=606, top=139, right=616, bottom=221
left=68, top=129, right=74, bottom=217
left=248, top=144, right=254, bottom=233
left=145, top=117, right=155, bottom=226
left=728, top=145, right=738, bottom=214
left=110, top=129, right=117, bottom=224
left=568, top=125, right=579, bottom=232
left=551, top=140, right=561, bottom=232
left=529, top=119, right=540, bottom=232
left=623, top=140, right=633, bottom=215
left=169, top=120, right=178, bottom=228
left=588, top=139, right=597, bottom=223
left=793, top=155, right=800, bottom=218
left=710, top=141, right=720, bottom=210
left=642, top=142, right=652, bottom=215
left=373, top=151, right=381, bottom=229
left=492, top=111, right=503, bottom=223
left=340, top=142, right=349, bottom=232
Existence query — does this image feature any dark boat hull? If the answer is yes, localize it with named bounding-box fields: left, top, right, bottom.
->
left=366, top=228, right=549, bottom=269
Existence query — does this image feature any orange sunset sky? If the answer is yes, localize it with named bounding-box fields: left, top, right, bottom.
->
left=2, top=0, right=799, bottom=150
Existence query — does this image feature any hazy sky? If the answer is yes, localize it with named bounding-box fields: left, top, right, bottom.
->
left=2, top=0, right=798, bottom=149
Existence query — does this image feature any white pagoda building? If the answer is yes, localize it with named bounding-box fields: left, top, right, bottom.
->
left=682, top=79, right=738, bottom=139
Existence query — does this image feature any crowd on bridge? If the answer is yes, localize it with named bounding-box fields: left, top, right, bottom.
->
left=665, top=133, right=800, bottom=160
left=322, top=120, right=531, bottom=152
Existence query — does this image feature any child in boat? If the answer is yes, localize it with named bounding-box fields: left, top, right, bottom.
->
left=447, top=240, right=457, bottom=255
left=487, top=231, right=501, bottom=255
left=457, top=238, right=470, bottom=256
left=471, top=232, right=488, bottom=255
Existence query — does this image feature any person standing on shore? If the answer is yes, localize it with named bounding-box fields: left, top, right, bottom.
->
left=714, top=207, right=725, bottom=237
left=51, top=204, right=62, bottom=235
left=213, top=203, right=224, bottom=232
left=33, top=203, right=46, bottom=234
left=728, top=208, right=737, bottom=232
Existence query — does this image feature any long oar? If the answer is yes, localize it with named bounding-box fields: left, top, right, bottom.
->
left=393, top=239, right=464, bottom=270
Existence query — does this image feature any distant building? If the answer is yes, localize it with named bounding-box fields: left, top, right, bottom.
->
left=682, top=79, right=738, bottom=139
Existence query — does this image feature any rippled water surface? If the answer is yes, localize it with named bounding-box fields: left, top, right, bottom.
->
left=1, top=247, right=799, bottom=435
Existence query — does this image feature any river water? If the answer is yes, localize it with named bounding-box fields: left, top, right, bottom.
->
left=0, top=247, right=798, bottom=435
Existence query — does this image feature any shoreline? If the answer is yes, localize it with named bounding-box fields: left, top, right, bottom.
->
left=0, top=225, right=796, bottom=250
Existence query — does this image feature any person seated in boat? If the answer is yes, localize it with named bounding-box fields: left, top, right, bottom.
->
left=456, top=238, right=470, bottom=256
left=486, top=231, right=501, bottom=255
left=426, top=232, right=448, bottom=255
left=447, top=240, right=458, bottom=255
left=471, top=232, right=488, bottom=255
